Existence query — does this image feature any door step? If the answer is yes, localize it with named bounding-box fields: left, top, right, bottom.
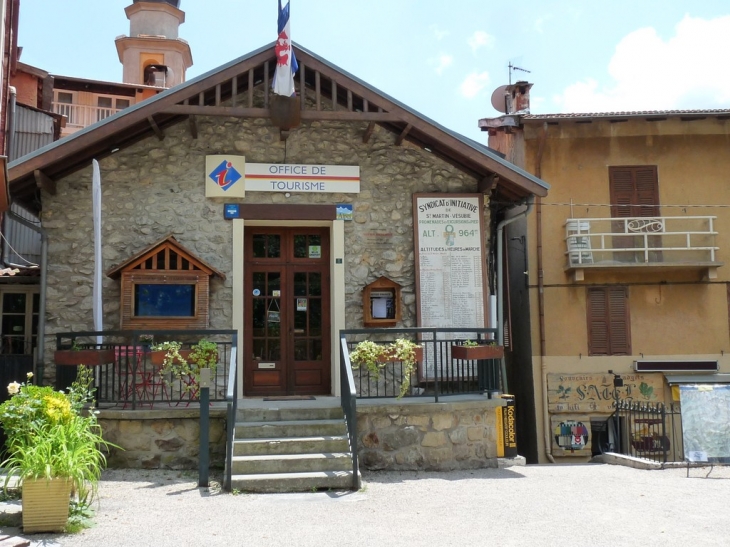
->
left=230, top=471, right=356, bottom=493
left=230, top=404, right=359, bottom=493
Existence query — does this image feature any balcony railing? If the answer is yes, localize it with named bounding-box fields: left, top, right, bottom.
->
left=52, top=102, right=124, bottom=132
left=564, top=216, right=721, bottom=280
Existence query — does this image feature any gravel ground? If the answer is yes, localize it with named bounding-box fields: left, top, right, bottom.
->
left=3, top=463, right=730, bottom=547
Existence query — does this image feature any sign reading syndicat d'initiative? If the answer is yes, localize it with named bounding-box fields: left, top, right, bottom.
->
left=205, top=155, right=360, bottom=198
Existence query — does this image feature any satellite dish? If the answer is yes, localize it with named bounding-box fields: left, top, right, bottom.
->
left=491, top=85, right=511, bottom=114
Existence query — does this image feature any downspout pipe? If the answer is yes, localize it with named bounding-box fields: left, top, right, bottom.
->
left=496, top=195, right=534, bottom=395
left=6, top=210, right=48, bottom=383
left=6, top=86, right=16, bottom=159
left=534, top=122, right=555, bottom=463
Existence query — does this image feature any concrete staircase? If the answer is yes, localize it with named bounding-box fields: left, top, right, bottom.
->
left=230, top=402, right=359, bottom=493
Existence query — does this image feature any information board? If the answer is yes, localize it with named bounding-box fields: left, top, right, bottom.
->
left=679, top=384, right=730, bottom=463
left=413, top=194, right=487, bottom=378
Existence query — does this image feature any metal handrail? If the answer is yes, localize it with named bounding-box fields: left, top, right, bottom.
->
left=224, top=341, right=238, bottom=492
left=339, top=335, right=359, bottom=490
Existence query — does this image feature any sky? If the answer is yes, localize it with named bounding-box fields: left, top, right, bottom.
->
left=16, top=1, right=730, bottom=141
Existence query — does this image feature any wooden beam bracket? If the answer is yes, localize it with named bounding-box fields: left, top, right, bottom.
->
left=147, top=116, right=165, bottom=140
left=34, top=169, right=56, bottom=195
left=188, top=115, right=198, bottom=139
left=395, top=123, right=412, bottom=146
left=363, top=121, right=375, bottom=144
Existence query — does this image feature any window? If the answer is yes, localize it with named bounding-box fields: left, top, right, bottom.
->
left=96, top=96, right=132, bottom=122
left=134, top=284, right=195, bottom=317
left=609, top=166, right=660, bottom=218
left=108, top=235, right=224, bottom=330
left=609, top=166, right=660, bottom=262
left=587, top=286, right=631, bottom=355
left=0, top=290, right=39, bottom=355
left=54, top=91, right=77, bottom=125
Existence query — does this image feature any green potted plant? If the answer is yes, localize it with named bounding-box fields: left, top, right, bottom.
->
left=349, top=338, right=421, bottom=398
left=451, top=339, right=504, bottom=360
left=54, top=340, right=116, bottom=366
left=152, top=339, right=218, bottom=394
left=0, top=367, right=116, bottom=533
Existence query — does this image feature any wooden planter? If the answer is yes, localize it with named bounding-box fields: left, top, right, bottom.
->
left=22, top=477, right=71, bottom=533
left=451, top=344, right=504, bottom=360
left=54, top=349, right=116, bottom=366
left=378, top=347, right=423, bottom=363
left=150, top=349, right=191, bottom=366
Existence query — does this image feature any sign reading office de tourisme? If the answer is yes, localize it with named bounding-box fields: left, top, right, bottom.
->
left=205, top=155, right=360, bottom=197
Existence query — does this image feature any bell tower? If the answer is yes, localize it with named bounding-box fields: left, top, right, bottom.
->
left=115, top=0, right=192, bottom=88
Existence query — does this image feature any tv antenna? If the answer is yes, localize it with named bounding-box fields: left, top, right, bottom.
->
left=508, top=62, right=531, bottom=85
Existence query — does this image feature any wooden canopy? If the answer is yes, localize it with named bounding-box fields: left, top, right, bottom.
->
left=8, top=42, right=549, bottom=212
left=106, top=234, right=225, bottom=280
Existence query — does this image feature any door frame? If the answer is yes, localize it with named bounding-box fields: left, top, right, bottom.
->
left=243, top=227, right=331, bottom=395
left=232, top=218, right=346, bottom=398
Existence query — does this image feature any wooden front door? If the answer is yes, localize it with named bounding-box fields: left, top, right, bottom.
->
left=244, top=228, right=330, bottom=396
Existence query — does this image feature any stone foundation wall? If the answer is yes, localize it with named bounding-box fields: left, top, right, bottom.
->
left=98, top=400, right=506, bottom=472
left=99, top=408, right=227, bottom=469
left=356, top=399, right=505, bottom=470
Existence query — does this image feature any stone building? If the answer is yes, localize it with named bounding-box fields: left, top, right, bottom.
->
left=8, top=42, right=548, bottom=399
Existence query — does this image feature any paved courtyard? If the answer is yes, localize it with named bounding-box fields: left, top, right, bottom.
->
left=2, top=463, right=729, bottom=546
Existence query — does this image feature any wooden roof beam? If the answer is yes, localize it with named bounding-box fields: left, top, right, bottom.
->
left=34, top=169, right=56, bottom=195
left=147, top=116, right=165, bottom=140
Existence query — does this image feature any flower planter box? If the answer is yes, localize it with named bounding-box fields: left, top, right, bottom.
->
left=451, top=344, right=504, bottom=360
left=54, top=349, right=116, bottom=366
left=22, top=477, right=71, bottom=533
left=377, top=347, right=423, bottom=363
left=150, top=349, right=191, bottom=366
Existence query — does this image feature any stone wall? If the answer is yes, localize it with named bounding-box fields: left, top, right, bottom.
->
left=40, top=111, right=485, bottom=381
left=99, top=408, right=227, bottom=469
left=97, top=401, right=506, bottom=472
left=356, top=399, right=505, bottom=470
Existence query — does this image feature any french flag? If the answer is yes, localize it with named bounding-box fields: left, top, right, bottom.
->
left=272, top=0, right=299, bottom=97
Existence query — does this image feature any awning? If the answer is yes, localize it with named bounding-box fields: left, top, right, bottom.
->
left=664, top=374, right=730, bottom=384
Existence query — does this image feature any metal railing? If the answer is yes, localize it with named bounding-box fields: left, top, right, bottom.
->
left=340, top=327, right=501, bottom=403
left=565, top=216, right=719, bottom=267
left=54, top=330, right=237, bottom=409
left=339, top=335, right=359, bottom=490
left=606, top=400, right=683, bottom=464
left=224, top=342, right=238, bottom=492
left=52, top=102, right=125, bottom=131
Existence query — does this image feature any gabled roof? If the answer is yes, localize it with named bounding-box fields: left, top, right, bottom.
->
left=106, top=234, right=225, bottom=280
left=9, top=42, right=548, bottom=212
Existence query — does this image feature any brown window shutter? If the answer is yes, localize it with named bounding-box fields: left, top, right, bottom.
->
left=609, top=168, right=636, bottom=218
left=587, top=288, right=609, bottom=355
left=609, top=166, right=659, bottom=217
left=607, top=286, right=631, bottom=355
left=635, top=166, right=659, bottom=217
left=587, top=286, right=631, bottom=356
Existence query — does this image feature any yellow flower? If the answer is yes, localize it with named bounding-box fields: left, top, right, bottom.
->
left=7, top=382, right=20, bottom=395
left=43, top=394, right=72, bottom=423
left=26, top=372, right=33, bottom=379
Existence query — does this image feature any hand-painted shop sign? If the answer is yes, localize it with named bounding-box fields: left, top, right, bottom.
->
left=205, top=156, right=360, bottom=197
left=547, top=372, right=663, bottom=414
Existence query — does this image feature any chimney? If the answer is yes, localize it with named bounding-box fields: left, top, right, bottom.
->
left=511, top=81, right=532, bottom=114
